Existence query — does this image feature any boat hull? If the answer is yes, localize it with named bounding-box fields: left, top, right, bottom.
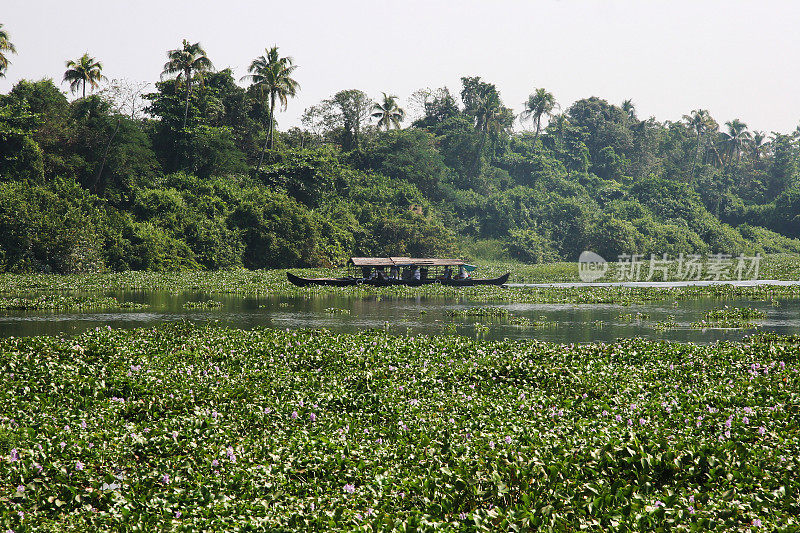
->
left=287, top=272, right=509, bottom=288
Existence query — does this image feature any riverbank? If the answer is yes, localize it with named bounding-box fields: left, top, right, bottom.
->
left=0, top=254, right=798, bottom=305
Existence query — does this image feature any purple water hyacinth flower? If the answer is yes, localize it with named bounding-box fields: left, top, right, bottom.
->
left=172, top=431, right=179, bottom=439
left=725, top=418, right=732, bottom=428
left=688, top=495, right=695, bottom=503
left=211, top=459, right=219, bottom=467
left=343, top=483, right=355, bottom=494
left=602, top=410, right=609, bottom=416
left=616, top=414, right=623, bottom=422
left=309, top=413, right=317, bottom=423
left=758, top=426, right=766, bottom=436
left=34, top=462, right=42, bottom=472
left=460, top=512, right=468, bottom=520
left=688, top=505, right=695, bottom=514
left=744, top=407, right=753, bottom=414
left=161, top=473, right=170, bottom=484
left=504, top=436, right=512, bottom=444
left=743, top=416, right=750, bottom=424
left=291, top=411, right=298, bottom=420
left=489, top=441, right=495, bottom=449
left=9, top=448, right=18, bottom=462
left=60, top=441, right=66, bottom=450
left=212, top=411, right=219, bottom=419
left=264, top=407, right=271, bottom=414
left=753, top=518, right=762, bottom=527
left=81, top=420, right=87, bottom=429
left=628, top=419, right=633, bottom=426
left=75, top=461, right=84, bottom=471
left=16, top=485, right=24, bottom=493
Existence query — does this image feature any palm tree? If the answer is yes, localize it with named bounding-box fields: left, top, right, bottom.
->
left=371, top=93, right=405, bottom=131
left=63, top=53, right=107, bottom=98
left=682, top=109, right=715, bottom=180
left=750, top=131, right=768, bottom=161
left=0, top=24, right=17, bottom=78
left=470, top=89, right=509, bottom=177
left=621, top=99, right=636, bottom=121
left=241, top=46, right=300, bottom=173
left=161, top=40, right=214, bottom=132
left=519, top=88, right=556, bottom=149
left=721, top=119, right=751, bottom=168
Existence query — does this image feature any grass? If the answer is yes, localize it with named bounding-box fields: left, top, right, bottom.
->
left=691, top=306, right=767, bottom=329
left=181, top=300, right=224, bottom=310
left=0, top=295, right=148, bottom=311
left=1, top=324, right=798, bottom=531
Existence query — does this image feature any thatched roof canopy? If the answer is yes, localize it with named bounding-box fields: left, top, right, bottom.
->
left=349, top=257, right=466, bottom=267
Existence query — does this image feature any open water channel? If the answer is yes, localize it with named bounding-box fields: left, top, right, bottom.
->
left=2, top=290, right=799, bottom=343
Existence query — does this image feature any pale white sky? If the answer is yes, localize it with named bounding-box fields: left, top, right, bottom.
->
left=3, top=0, right=800, bottom=133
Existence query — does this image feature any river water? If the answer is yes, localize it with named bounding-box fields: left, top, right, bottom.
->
left=1, top=291, right=799, bottom=343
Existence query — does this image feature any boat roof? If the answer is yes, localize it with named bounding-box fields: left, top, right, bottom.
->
left=349, top=257, right=467, bottom=267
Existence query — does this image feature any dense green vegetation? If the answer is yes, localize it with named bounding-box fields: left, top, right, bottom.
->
left=2, top=324, right=798, bottom=530
left=2, top=31, right=800, bottom=273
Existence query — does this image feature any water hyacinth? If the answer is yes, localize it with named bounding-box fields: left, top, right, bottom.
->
left=0, top=323, right=798, bottom=531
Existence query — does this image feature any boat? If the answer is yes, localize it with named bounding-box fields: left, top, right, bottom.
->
left=286, top=257, right=509, bottom=287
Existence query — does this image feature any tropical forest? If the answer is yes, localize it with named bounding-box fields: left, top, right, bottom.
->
left=2, top=31, right=800, bottom=273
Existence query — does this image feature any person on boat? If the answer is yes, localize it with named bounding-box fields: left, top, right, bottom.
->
left=362, top=267, right=372, bottom=279
left=389, top=266, right=399, bottom=280
left=455, top=265, right=470, bottom=280
left=376, top=267, right=388, bottom=281
left=441, top=266, right=452, bottom=280
left=413, top=266, right=421, bottom=281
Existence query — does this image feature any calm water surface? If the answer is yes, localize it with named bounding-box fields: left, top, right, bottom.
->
left=2, top=291, right=800, bottom=343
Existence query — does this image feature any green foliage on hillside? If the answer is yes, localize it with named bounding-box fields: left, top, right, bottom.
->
left=2, top=67, right=800, bottom=272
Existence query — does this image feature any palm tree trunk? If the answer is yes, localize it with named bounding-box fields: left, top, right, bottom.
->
left=691, top=132, right=701, bottom=182
left=255, top=93, right=275, bottom=174
left=268, top=92, right=276, bottom=150
left=182, top=78, right=192, bottom=131
left=82, top=80, right=86, bottom=99
left=533, top=118, right=541, bottom=153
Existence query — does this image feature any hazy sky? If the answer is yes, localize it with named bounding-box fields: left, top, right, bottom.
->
left=3, top=0, right=800, bottom=133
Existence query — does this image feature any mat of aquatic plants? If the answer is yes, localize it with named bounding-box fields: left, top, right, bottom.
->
left=2, top=325, right=798, bottom=531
